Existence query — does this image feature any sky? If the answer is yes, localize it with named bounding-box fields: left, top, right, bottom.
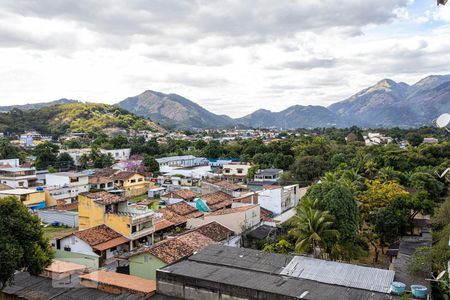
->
left=0, top=0, right=450, bottom=118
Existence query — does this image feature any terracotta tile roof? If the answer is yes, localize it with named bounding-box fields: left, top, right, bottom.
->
left=92, top=236, right=129, bottom=251
left=191, top=221, right=234, bottom=241
left=81, top=191, right=126, bottom=205
left=213, top=180, right=243, bottom=191
left=209, top=205, right=258, bottom=216
left=201, top=191, right=233, bottom=211
left=113, top=171, right=144, bottom=180
left=88, top=176, right=113, bottom=184
left=154, top=219, right=175, bottom=232
left=93, top=168, right=117, bottom=177
left=158, top=208, right=187, bottom=225
left=260, top=207, right=274, bottom=222
left=171, top=189, right=197, bottom=201
left=74, top=225, right=122, bottom=247
left=165, top=201, right=203, bottom=218
left=146, top=232, right=216, bottom=264
left=80, top=270, right=156, bottom=295
left=44, top=260, right=86, bottom=274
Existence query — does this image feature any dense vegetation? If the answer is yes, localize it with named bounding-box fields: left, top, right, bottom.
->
left=0, top=103, right=161, bottom=135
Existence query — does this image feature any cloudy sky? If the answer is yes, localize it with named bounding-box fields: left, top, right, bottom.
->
left=0, top=0, right=450, bottom=117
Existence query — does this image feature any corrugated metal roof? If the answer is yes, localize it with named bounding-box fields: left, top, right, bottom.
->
left=280, top=256, right=395, bottom=293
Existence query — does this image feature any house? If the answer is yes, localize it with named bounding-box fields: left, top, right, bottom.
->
left=55, top=224, right=129, bottom=265
left=0, top=188, right=46, bottom=210
left=202, top=180, right=246, bottom=197
left=45, top=172, right=89, bottom=204
left=422, top=137, right=438, bottom=144
left=0, top=158, right=20, bottom=168
left=78, top=192, right=160, bottom=249
left=128, top=231, right=216, bottom=280
left=257, top=184, right=300, bottom=215
left=148, top=187, right=166, bottom=198
left=156, top=245, right=397, bottom=300
left=199, top=191, right=233, bottom=211
left=187, top=204, right=260, bottom=234
left=113, top=171, right=152, bottom=197
left=0, top=167, right=38, bottom=188
left=162, top=189, right=197, bottom=203
left=222, top=162, right=251, bottom=182
left=254, top=168, right=283, bottom=182
left=88, top=175, right=114, bottom=191
left=155, top=155, right=205, bottom=168
left=99, top=148, right=131, bottom=161
left=59, top=148, right=91, bottom=166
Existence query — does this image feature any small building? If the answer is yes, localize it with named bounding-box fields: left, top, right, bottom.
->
left=56, top=224, right=130, bottom=265
left=162, top=189, right=197, bottom=202
left=128, top=231, right=216, bottom=280
left=45, top=172, right=89, bottom=204
left=0, top=167, right=38, bottom=188
left=202, top=180, right=245, bottom=197
left=254, top=168, right=283, bottom=182
left=155, top=155, right=204, bottom=168
left=222, top=162, right=251, bottom=182
left=88, top=176, right=114, bottom=191
left=199, top=191, right=233, bottom=211
left=0, top=158, right=20, bottom=168
left=187, top=204, right=260, bottom=234
left=0, top=188, right=46, bottom=210
left=78, top=192, right=159, bottom=249
left=113, top=171, right=152, bottom=197
left=100, top=148, right=131, bottom=161
left=38, top=209, right=79, bottom=227
left=148, top=187, right=166, bottom=198
left=257, top=184, right=300, bottom=215
left=156, top=245, right=397, bottom=300
left=163, top=201, right=203, bottom=219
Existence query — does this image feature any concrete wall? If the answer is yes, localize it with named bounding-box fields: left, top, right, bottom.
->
left=258, top=188, right=282, bottom=215
left=129, top=253, right=167, bottom=280
left=38, top=210, right=78, bottom=227
left=58, top=235, right=98, bottom=257
left=54, top=249, right=99, bottom=269
left=78, top=194, right=105, bottom=229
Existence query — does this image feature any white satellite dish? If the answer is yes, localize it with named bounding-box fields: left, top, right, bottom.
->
left=435, top=113, right=450, bottom=133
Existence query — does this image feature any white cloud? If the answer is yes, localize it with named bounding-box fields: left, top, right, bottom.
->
left=0, top=0, right=448, bottom=117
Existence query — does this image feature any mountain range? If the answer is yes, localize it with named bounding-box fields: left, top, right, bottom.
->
left=2, top=74, right=449, bottom=130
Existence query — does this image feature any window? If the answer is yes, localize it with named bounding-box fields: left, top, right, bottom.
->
left=237, top=169, right=243, bottom=174
left=18, top=181, right=24, bottom=187
left=224, top=168, right=230, bottom=174
left=138, top=178, right=143, bottom=182
left=130, top=179, right=136, bottom=183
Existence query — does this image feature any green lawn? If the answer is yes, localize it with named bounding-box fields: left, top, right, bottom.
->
left=127, top=194, right=148, bottom=203
left=43, top=226, right=77, bottom=240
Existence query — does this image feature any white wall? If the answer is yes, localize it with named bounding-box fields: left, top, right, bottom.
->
left=59, top=235, right=99, bottom=257
left=46, top=174, right=70, bottom=186
left=257, top=188, right=282, bottom=215
left=0, top=159, right=20, bottom=168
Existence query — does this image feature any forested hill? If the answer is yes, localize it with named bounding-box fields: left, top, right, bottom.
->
left=0, top=103, right=164, bottom=135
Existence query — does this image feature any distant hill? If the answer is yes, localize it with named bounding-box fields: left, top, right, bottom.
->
left=328, top=75, right=450, bottom=127
left=117, top=90, right=234, bottom=130
left=0, top=103, right=164, bottom=135
left=0, top=98, right=79, bottom=112
left=234, top=105, right=344, bottom=129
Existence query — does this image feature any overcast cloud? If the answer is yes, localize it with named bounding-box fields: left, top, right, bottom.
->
left=0, top=0, right=449, bottom=117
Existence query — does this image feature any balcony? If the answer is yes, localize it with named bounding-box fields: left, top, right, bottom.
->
left=130, top=225, right=155, bottom=240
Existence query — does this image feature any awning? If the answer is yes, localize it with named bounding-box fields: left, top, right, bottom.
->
left=93, top=236, right=129, bottom=251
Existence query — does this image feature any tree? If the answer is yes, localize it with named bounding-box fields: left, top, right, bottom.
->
left=290, top=155, right=329, bottom=182
left=55, top=152, right=75, bottom=171
left=144, top=155, right=160, bottom=174
left=289, top=198, right=338, bottom=258
left=0, top=139, right=18, bottom=159
left=409, top=172, right=444, bottom=199
left=406, top=132, right=424, bottom=147
left=356, top=180, right=409, bottom=215
left=0, top=196, right=53, bottom=289
left=33, top=141, right=59, bottom=170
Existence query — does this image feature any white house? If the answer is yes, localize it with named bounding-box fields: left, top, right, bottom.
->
left=0, top=158, right=20, bottom=168
left=257, top=184, right=300, bottom=215
left=100, top=148, right=131, bottom=161
left=222, top=163, right=251, bottom=182
left=0, top=167, right=37, bottom=188
left=45, top=172, right=89, bottom=203
left=156, top=155, right=208, bottom=168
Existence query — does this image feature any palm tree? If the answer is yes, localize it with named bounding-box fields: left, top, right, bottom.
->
left=322, top=171, right=340, bottom=184
left=289, top=199, right=339, bottom=258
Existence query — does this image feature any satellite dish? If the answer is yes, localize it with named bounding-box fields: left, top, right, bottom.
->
left=436, top=113, right=450, bottom=128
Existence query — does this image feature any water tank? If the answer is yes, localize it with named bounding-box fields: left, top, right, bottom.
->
left=36, top=186, right=44, bottom=191
left=390, top=282, right=406, bottom=295
left=411, top=285, right=428, bottom=299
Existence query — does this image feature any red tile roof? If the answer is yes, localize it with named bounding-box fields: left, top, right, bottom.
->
left=209, top=205, right=259, bottom=216
left=81, top=191, right=126, bottom=205
left=113, top=171, right=144, bottom=181
left=88, top=176, right=113, bottom=184
left=191, top=221, right=234, bottom=241
left=170, top=189, right=197, bottom=201
left=74, top=225, right=123, bottom=247
left=158, top=208, right=187, bottom=225
left=165, top=201, right=203, bottom=219
left=201, top=191, right=233, bottom=211
left=154, top=219, right=175, bottom=232
left=212, top=180, right=243, bottom=191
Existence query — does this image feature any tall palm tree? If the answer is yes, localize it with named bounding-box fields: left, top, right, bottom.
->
left=289, top=199, right=339, bottom=258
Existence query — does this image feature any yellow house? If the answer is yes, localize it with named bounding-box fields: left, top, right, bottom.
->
left=113, top=171, right=154, bottom=197
left=0, top=188, right=46, bottom=210
left=78, top=192, right=159, bottom=249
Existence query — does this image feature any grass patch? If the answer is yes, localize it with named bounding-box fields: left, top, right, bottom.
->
left=127, top=194, right=148, bottom=203
left=43, top=226, right=78, bottom=240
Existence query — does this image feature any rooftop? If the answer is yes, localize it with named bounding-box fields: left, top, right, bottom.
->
left=43, top=260, right=87, bottom=274
left=165, top=201, right=203, bottom=218
left=158, top=208, right=187, bottom=225
left=81, top=191, right=127, bottom=205
left=190, top=221, right=234, bottom=242
left=170, top=189, right=197, bottom=200
left=208, top=204, right=258, bottom=216
left=256, top=168, right=283, bottom=176
left=50, top=172, right=88, bottom=177
left=80, top=270, right=156, bottom=295
left=155, top=155, right=196, bottom=163
left=206, top=180, right=243, bottom=191
left=200, top=191, right=233, bottom=209
left=113, top=171, right=144, bottom=181
left=0, top=188, right=42, bottom=195
left=89, top=176, right=113, bottom=184
left=73, top=224, right=125, bottom=247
